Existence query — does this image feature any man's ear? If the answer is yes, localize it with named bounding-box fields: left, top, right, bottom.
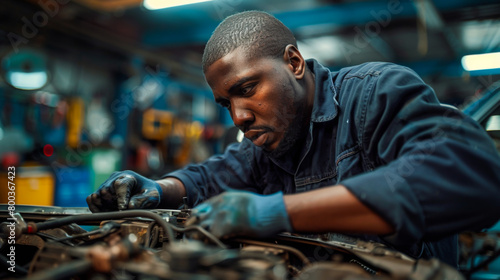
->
left=283, top=44, right=305, bottom=80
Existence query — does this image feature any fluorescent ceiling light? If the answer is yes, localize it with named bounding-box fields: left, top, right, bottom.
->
left=461, top=52, right=500, bottom=71
left=143, top=0, right=213, bottom=10
left=486, top=115, right=500, bottom=131
left=7, top=71, right=48, bottom=90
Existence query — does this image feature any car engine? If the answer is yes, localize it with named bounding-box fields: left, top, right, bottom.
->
left=0, top=204, right=498, bottom=280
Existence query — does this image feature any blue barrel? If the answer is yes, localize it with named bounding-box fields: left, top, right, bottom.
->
left=54, top=167, right=91, bottom=207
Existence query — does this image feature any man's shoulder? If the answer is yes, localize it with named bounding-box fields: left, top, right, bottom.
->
left=331, top=62, right=423, bottom=111
left=332, top=62, right=419, bottom=94
left=337, top=61, right=412, bottom=79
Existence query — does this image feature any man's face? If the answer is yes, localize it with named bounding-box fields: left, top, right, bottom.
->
left=204, top=46, right=311, bottom=157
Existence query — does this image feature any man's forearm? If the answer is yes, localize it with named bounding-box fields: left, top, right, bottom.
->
left=155, top=178, right=187, bottom=209
left=284, top=185, right=394, bottom=235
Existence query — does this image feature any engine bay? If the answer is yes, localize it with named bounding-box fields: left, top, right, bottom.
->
left=0, top=204, right=498, bottom=280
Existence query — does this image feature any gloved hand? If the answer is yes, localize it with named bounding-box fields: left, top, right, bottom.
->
left=189, top=191, right=292, bottom=238
left=86, top=170, right=162, bottom=212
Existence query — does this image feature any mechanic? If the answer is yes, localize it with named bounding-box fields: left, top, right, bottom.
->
left=87, top=11, right=500, bottom=268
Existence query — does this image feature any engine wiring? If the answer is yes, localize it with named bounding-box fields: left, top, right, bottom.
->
left=24, top=209, right=227, bottom=249
left=51, top=221, right=121, bottom=243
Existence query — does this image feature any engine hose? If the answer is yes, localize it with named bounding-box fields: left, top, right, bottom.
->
left=25, top=210, right=176, bottom=244
left=25, top=259, right=91, bottom=280
left=0, top=253, right=29, bottom=275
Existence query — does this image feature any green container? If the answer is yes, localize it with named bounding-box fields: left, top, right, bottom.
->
left=85, top=149, right=122, bottom=191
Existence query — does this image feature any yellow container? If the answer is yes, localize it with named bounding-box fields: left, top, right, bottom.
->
left=0, top=166, right=55, bottom=206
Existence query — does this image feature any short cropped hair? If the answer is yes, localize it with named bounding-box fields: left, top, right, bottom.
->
left=202, top=11, right=297, bottom=72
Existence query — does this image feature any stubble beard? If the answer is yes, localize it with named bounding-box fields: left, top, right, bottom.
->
left=264, top=98, right=310, bottom=159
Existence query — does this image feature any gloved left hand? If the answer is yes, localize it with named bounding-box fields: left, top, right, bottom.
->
left=86, top=170, right=162, bottom=212
left=189, top=191, right=292, bottom=239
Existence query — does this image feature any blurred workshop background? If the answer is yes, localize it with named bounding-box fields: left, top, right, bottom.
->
left=0, top=0, right=499, bottom=207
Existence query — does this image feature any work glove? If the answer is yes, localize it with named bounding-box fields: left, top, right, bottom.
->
left=189, top=191, right=292, bottom=239
left=86, top=170, right=162, bottom=212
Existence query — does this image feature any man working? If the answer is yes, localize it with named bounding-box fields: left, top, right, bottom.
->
left=87, top=11, right=500, bottom=268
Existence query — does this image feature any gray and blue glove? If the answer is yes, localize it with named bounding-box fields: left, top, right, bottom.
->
left=190, top=191, right=292, bottom=238
left=86, top=170, right=162, bottom=212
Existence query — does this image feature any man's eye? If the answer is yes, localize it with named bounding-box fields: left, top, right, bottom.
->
left=240, top=85, right=254, bottom=95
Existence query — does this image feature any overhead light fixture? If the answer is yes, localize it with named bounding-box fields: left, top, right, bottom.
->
left=2, top=49, right=49, bottom=91
left=461, top=52, right=500, bottom=71
left=143, top=0, right=213, bottom=10
left=7, top=71, right=48, bottom=90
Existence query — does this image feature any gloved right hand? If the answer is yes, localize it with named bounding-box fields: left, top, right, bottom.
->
left=188, top=191, right=292, bottom=239
left=86, top=170, right=163, bottom=212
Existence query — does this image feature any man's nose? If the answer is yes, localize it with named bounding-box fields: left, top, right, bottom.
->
left=231, top=101, right=254, bottom=129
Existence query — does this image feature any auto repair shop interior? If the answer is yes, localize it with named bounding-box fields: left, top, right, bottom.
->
left=0, top=0, right=500, bottom=279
